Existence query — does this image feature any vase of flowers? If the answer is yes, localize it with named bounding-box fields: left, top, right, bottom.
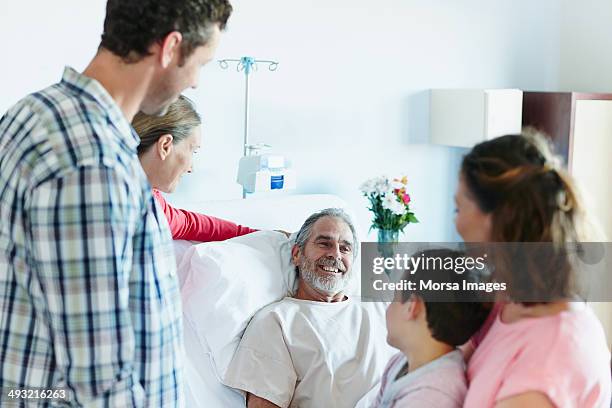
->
left=377, top=228, right=400, bottom=243
left=360, top=175, right=419, bottom=243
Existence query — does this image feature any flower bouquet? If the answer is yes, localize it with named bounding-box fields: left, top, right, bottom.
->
left=360, top=175, right=418, bottom=242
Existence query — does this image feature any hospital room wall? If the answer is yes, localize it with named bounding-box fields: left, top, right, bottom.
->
left=174, top=0, right=563, bottom=242
left=559, top=0, right=612, bottom=92
left=0, top=0, right=563, bottom=242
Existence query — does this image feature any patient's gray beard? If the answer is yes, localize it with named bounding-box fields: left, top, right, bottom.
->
left=299, top=257, right=351, bottom=296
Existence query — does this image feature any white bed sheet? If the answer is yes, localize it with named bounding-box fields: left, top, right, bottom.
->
left=183, top=315, right=245, bottom=407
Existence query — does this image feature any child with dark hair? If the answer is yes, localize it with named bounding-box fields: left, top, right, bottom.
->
left=371, top=249, right=489, bottom=408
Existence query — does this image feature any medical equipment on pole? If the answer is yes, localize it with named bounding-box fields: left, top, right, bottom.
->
left=218, top=56, right=295, bottom=198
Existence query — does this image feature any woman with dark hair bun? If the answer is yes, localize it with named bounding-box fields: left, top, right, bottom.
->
left=455, top=132, right=611, bottom=407
left=133, top=95, right=257, bottom=241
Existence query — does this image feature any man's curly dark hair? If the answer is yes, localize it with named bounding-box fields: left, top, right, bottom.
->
left=100, top=0, right=232, bottom=64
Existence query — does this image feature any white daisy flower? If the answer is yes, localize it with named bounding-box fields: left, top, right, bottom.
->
left=361, top=176, right=389, bottom=195
left=382, top=193, right=406, bottom=216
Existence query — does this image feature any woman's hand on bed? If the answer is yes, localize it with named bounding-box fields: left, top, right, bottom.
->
left=274, top=230, right=292, bottom=238
left=247, top=393, right=281, bottom=408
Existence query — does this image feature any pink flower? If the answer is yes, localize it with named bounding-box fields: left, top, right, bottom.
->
left=402, top=193, right=411, bottom=204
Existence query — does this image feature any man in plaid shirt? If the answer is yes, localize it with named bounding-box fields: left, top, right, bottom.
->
left=0, top=1, right=232, bottom=406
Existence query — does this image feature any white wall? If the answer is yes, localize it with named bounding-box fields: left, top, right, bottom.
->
left=559, top=0, right=612, bottom=92
left=0, top=1, right=562, bottom=242
left=0, top=1, right=106, bottom=109
left=177, top=0, right=562, bottom=241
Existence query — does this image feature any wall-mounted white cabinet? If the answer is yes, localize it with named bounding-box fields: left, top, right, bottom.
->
left=430, top=89, right=523, bottom=147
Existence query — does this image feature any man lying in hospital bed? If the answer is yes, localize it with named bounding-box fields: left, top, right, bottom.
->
left=223, top=208, right=392, bottom=408
left=176, top=196, right=394, bottom=407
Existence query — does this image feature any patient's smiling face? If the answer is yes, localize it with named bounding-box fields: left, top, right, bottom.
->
left=292, top=216, right=354, bottom=301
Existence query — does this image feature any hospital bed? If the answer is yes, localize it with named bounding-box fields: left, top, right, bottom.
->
left=172, top=194, right=392, bottom=407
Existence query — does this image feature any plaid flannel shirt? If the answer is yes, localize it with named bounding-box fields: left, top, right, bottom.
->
left=0, top=67, right=183, bottom=407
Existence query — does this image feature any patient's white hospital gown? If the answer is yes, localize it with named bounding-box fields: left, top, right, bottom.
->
left=223, top=296, right=393, bottom=408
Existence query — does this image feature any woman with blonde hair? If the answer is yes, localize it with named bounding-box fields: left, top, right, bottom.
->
left=133, top=95, right=257, bottom=241
left=455, top=132, right=611, bottom=407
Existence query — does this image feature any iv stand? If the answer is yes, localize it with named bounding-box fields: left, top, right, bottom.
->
left=219, top=57, right=279, bottom=198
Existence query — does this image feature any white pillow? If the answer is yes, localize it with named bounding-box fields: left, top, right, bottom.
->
left=177, top=231, right=296, bottom=378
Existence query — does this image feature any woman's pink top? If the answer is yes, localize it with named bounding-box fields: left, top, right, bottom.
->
left=153, top=189, right=257, bottom=241
left=465, top=303, right=611, bottom=407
